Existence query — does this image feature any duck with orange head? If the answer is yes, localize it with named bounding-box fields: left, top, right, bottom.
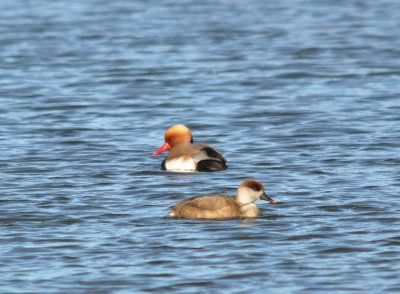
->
left=152, top=124, right=227, bottom=172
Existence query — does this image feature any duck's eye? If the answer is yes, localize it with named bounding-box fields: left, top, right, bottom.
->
left=249, top=183, right=261, bottom=191
left=249, top=186, right=258, bottom=191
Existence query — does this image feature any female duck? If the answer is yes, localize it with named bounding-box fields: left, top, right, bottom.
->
left=152, top=124, right=227, bottom=172
left=168, top=179, right=277, bottom=219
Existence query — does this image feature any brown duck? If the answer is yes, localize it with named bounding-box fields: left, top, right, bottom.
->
left=168, top=179, right=277, bottom=219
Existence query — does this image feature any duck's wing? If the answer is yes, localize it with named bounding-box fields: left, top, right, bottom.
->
left=191, top=144, right=228, bottom=171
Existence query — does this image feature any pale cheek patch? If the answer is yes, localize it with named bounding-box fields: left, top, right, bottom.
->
left=165, top=157, right=196, bottom=172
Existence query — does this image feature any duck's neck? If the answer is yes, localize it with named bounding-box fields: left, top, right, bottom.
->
left=239, top=203, right=260, bottom=218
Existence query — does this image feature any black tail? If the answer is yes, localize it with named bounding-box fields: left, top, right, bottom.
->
left=197, top=160, right=228, bottom=172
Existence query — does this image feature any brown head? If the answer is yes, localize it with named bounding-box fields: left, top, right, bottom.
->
left=152, top=124, right=193, bottom=156
left=237, top=179, right=277, bottom=205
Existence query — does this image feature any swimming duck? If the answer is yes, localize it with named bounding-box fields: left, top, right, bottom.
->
left=152, top=124, right=227, bottom=172
left=168, top=179, right=277, bottom=219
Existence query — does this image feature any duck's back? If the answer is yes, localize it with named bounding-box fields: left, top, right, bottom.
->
left=169, top=194, right=240, bottom=219
left=163, top=143, right=227, bottom=172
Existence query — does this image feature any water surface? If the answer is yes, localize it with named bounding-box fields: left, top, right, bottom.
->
left=1, top=0, right=400, bottom=292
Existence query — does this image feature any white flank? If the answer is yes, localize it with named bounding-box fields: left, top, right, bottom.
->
left=165, top=157, right=196, bottom=172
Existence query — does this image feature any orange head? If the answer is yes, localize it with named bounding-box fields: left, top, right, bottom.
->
left=152, top=124, right=193, bottom=156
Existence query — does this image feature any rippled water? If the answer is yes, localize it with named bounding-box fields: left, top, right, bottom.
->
left=1, top=0, right=400, bottom=292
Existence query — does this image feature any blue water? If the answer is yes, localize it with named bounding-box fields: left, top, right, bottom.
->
left=1, top=0, right=400, bottom=292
